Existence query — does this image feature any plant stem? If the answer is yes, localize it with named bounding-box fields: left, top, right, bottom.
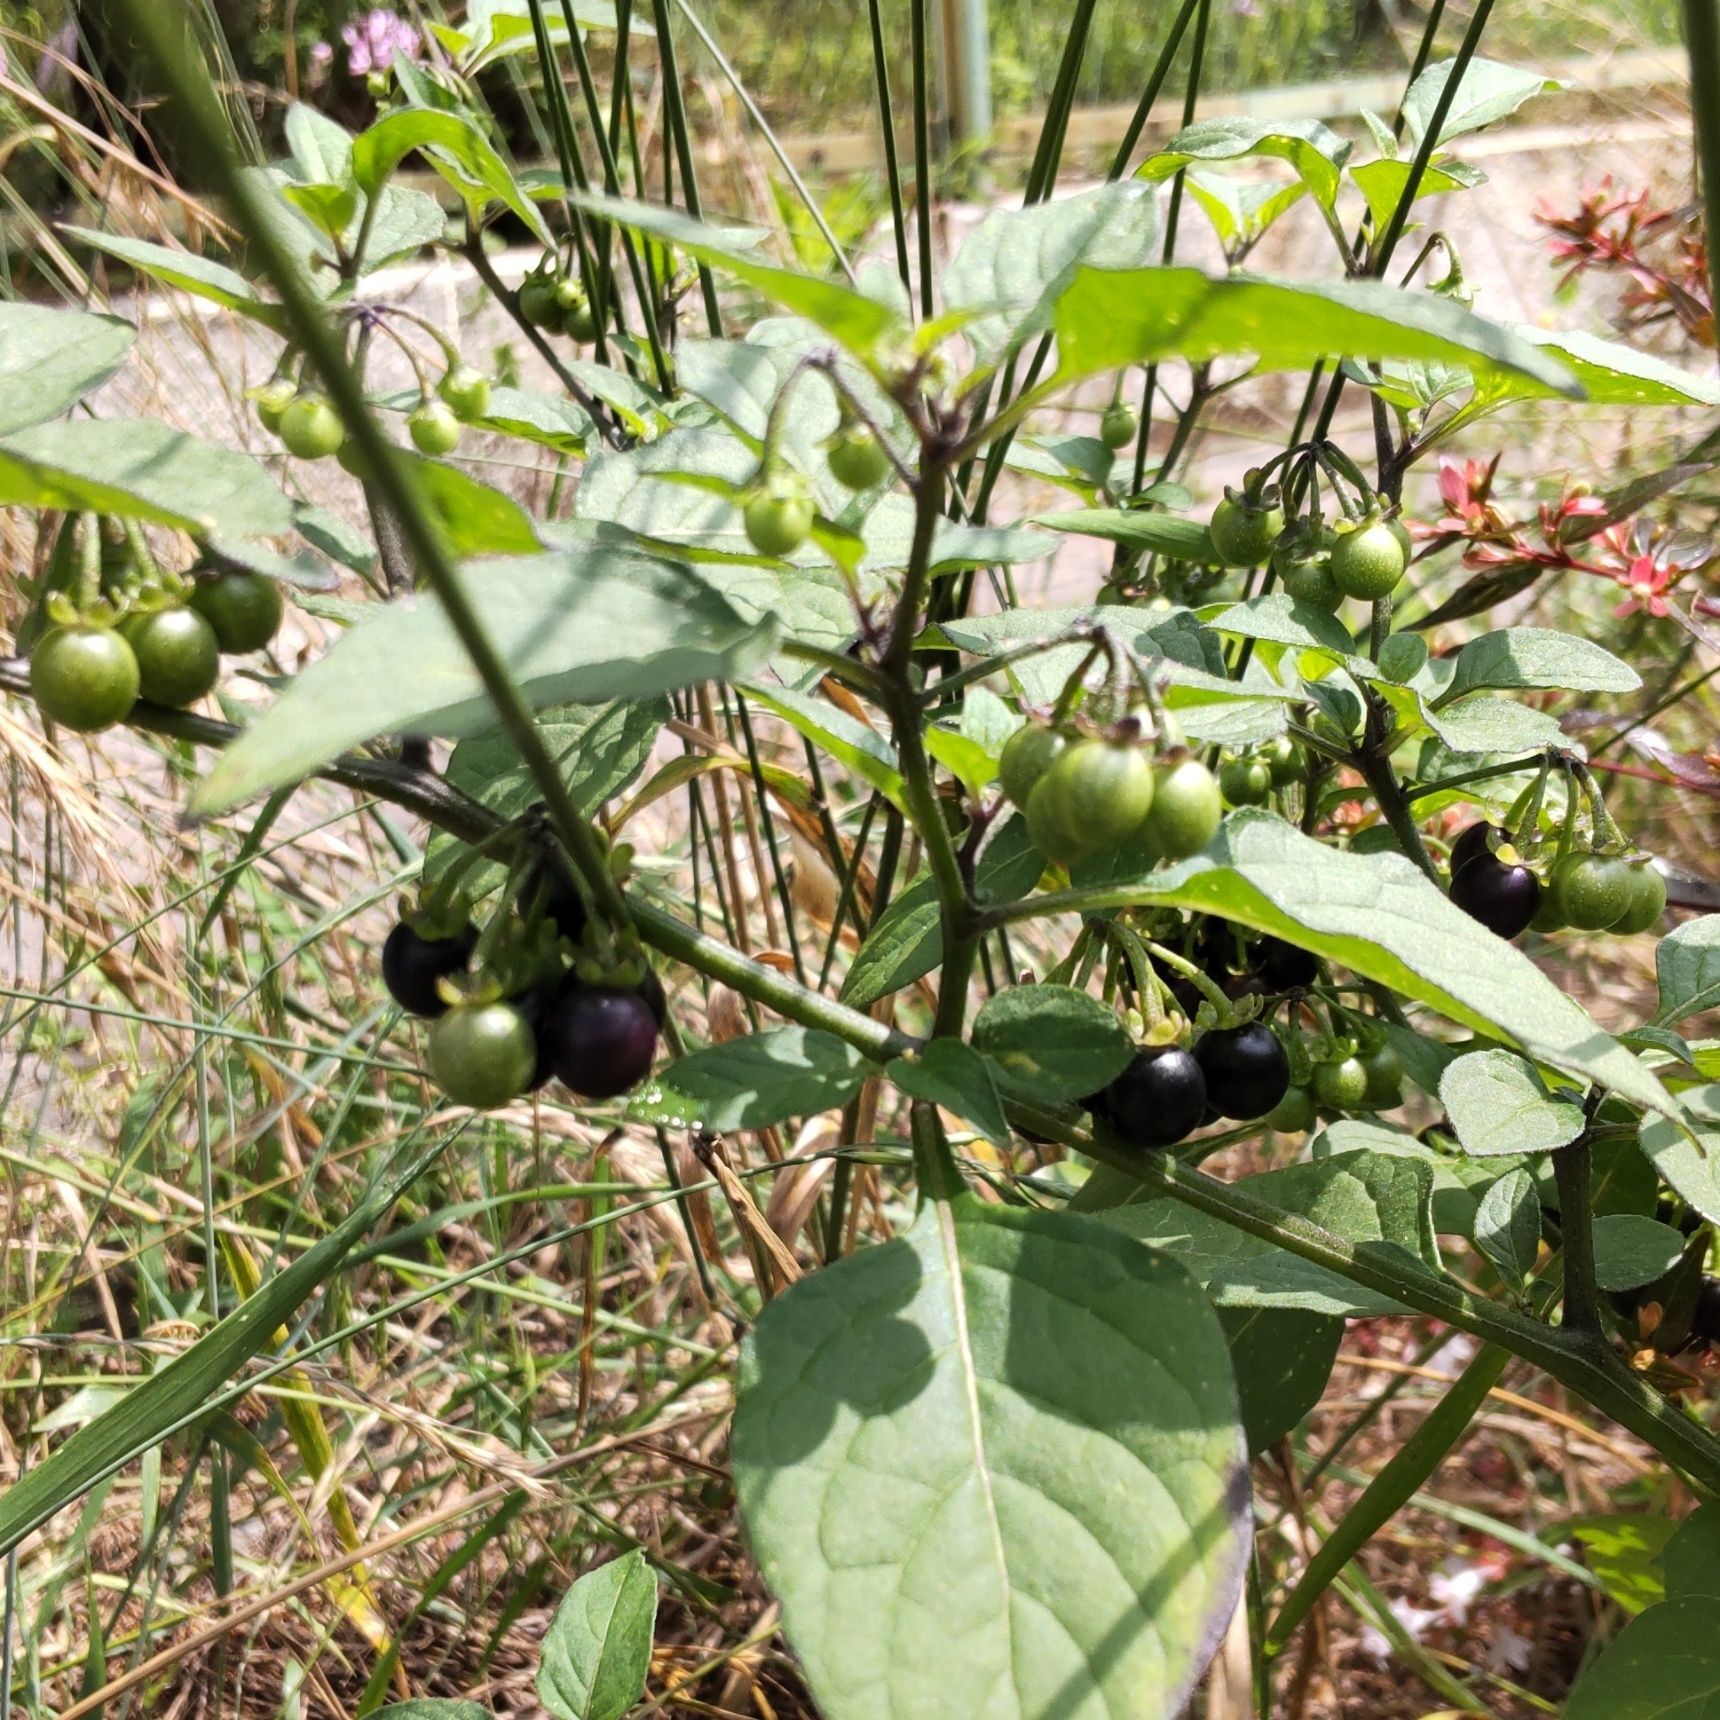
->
left=1683, top=0, right=1720, bottom=340
left=1553, top=1129, right=1606, bottom=1342
left=1352, top=716, right=1441, bottom=884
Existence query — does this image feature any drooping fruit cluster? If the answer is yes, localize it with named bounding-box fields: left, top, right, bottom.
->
left=28, top=538, right=286, bottom=735
left=518, top=254, right=598, bottom=342
left=998, top=721, right=1223, bottom=867
left=382, top=859, right=664, bottom=1113
left=1444, top=818, right=1665, bottom=942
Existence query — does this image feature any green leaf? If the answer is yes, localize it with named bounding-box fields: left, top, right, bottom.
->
left=194, top=550, right=777, bottom=814
left=1047, top=266, right=1579, bottom=395
left=1570, top=1515, right=1675, bottom=1616
left=466, top=385, right=593, bottom=454
left=1663, top=1505, right=1720, bottom=1600
left=1038, top=506, right=1214, bottom=563
left=352, top=107, right=551, bottom=247
left=1565, top=1597, right=1720, bottom=1719
left=1472, top=1168, right=1541, bottom=1287
left=1140, top=117, right=1351, bottom=211
left=1447, top=627, right=1641, bottom=698
left=1349, top=156, right=1484, bottom=235
left=1657, top=918, right=1720, bottom=1025
left=1220, top=1306, right=1343, bottom=1454
left=1479, top=326, right=1720, bottom=409
left=0, top=418, right=292, bottom=542
left=568, top=193, right=909, bottom=370
left=1400, top=58, right=1564, bottom=151
left=0, top=1140, right=444, bottom=1557
left=537, top=1549, right=658, bottom=1720
left=404, top=454, right=542, bottom=558
left=1062, top=813, right=1674, bottom=1121
left=1592, top=1215, right=1687, bottom=1293
left=1422, top=694, right=1569, bottom=758
left=732, top=1199, right=1250, bottom=1720
left=281, top=179, right=360, bottom=238
left=1640, top=1086, right=1720, bottom=1224
left=628, top=1027, right=869, bottom=1131
left=741, top=683, right=904, bottom=809
left=456, top=0, right=647, bottom=73
left=63, top=229, right=282, bottom=327
left=0, top=302, right=137, bottom=435
left=1185, top=171, right=1308, bottom=250
left=1439, top=1050, right=1586, bottom=1158
left=945, top=181, right=1160, bottom=358
left=886, top=1040, right=1013, bottom=1147
left=970, top=984, right=1133, bottom=1104
left=840, top=819, right=1044, bottom=1008
left=285, top=102, right=354, bottom=184
left=1100, top=1149, right=1438, bottom=1317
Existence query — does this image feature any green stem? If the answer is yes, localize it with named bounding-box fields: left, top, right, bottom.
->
left=1264, top=1345, right=1510, bottom=1658
left=1553, top=1130, right=1606, bottom=1341
left=1352, top=719, right=1441, bottom=884
left=1683, top=0, right=1720, bottom=336
left=117, top=0, right=633, bottom=948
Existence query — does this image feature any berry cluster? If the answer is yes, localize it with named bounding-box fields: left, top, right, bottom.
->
left=253, top=355, right=491, bottom=466
left=998, top=721, right=1224, bottom=867
left=517, top=254, right=599, bottom=343
left=383, top=857, right=663, bottom=1113
left=29, top=529, right=285, bottom=735
left=1446, top=819, right=1665, bottom=940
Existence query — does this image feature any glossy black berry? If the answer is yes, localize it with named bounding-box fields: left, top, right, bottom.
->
left=1099, top=1046, right=1208, bottom=1149
left=1448, top=821, right=1504, bottom=876
left=1450, top=852, right=1541, bottom=940
left=1195, top=1022, right=1290, bottom=1120
left=381, top=921, right=476, bottom=1017
left=540, top=984, right=660, bottom=1099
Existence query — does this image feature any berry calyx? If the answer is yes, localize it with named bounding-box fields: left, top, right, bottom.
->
left=744, top=471, right=816, bottom=558
left=382, top=920, right=477, bottom=1018
left=123, top=606, right=221, bottom=708
left=1099, top=1046, right=1208, bottom=1148
left=826, top=423, right=892, bottom=491
left=428, top=999, right=537, bottom=1109
left=539, top=984, right=660, bottom=1098
left=437, top=364, right=492, bottom=421
left=28, top=625, right=140, bottom=733
left=252, top=379, right=298, bottom=434
left=277, top=393, right=346, bottom=460
left=1099, top=402, right=1138, bottom=451
left=1329, top=516, right=1408, bottom=600
left=189, top=569, right=285, bottom=655
left=1195, top=1022, right=1290, bottom=1120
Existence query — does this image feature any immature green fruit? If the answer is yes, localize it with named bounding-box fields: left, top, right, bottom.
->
left=1037, top=738, right=1156, bottom=852
left=1274, top=527, right=1343, bottom=609
left=743, top=472, right=816, bottom=557
left=1376, top=632, right=1428, bottom=684
left=1387, top=518, right=1414, bottom=561
left=408, top=399, right=463, bottom=456
left=556, top=278, right=598, bottom=342
left=1358, top=1042, right=1403, bottom=1110
left=1549, top=851, right=1636, bottom=932
left=29, top=626, right=140, bottom=732
left=252, top=378, right=298, bottom=434
left=1209, top=495, right=1286, bottom=568
left=428, top=1000, right=537, bottom=1109
left=1099, top=402, right=1138, bottom=451
left=189, top=569, right=285, bottom=655
left=1329, top=517, right=1408, bottom=600
left=123, top=606, right=221, bottom=707
left=827, top=424, right=892, bottom=490
left=1312, top=1055, right=1369, bottom=1110
left=998, top=722, right=1067, bottom=808
left=517, top=276, right=561, bottom=328
left=1218, top=755, right=1273, bottom=808
left=277, top=393, right=346, bottom=460
left=437, top=364, right=492, bottom=421
left=1025, top=772, right=1088, bottom=864
left=1612, top=861, right=1668, bottom=936
left=1259, top=734, right=1303, bottom=788
left=1142, top=757, right=1222, bottom=859
left=1266, top=1085, right=1315, bottom=1133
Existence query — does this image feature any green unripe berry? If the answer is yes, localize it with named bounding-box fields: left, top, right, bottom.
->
left=1266, top=1085, right=1316, bottom=1133
left=437, top=364, right=492, bottom=421
left=998, top=722, right=1067, bottom=808
left=408, top=399, right=463, bottom=456
left=252, top=379, right=298, bottom=434
left=1549, top=851, right=1635, bottom=932
left=1141, top=758, right=1223, bottom=859
left=744, top=472, right=816, bottom=558
left=1209, top=495, right=1286, bottom=568
left=1612, top=861, right=1667, bottom=935
left=1329, top=517, right=1408, bottom=600
left=1312, top=1055, right=1369, bottom=1111
left=1037, top=738, right=1156, bottom=852
left=1099, top=402, right=1138, bottom=451
left=518, top=277, right=561, bottom=328
left=1218, top=755, right=1273, bottom=808
left=189, top=569, right=285, bottom=655
left=29, top=626, right=140, bottom=732
left=277, top=393, right=346, bottom=460
left=827, top=424, right=892, bottom=491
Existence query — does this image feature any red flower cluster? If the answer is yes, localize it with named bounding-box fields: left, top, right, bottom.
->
left=1536, top=177, right=1713, bottom=348
left=1418, top=455, right=1705, bottom=618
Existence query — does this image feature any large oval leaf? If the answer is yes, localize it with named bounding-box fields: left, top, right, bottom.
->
left=0, top=302, right=136, bottom=435
left=194, top=549, right=777, bottom=813
left=733, top=1198, right=1250, bottom=1719
left=1565, top=1596, right=1720, bottom=1719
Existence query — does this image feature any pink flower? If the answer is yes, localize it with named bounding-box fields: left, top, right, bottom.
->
left=338, top=8, right=421, bottom=78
